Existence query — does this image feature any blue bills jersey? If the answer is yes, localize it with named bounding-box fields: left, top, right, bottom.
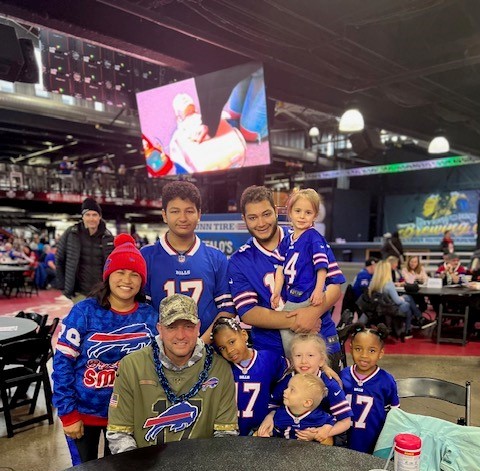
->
left=228, top=227, right=345, bottom=354
left=273, top=405, right=335, bottom=439
left=276, top=228, right=330, bottom=303
left=141, top=234, right=235, bottom=334
left=340, top=365, right=400, bottom=454
left=52, top=298, right=158, bottom=424
left=271, top=370, right=353, bottom=422
left=232, top=349, right=288, bottom=435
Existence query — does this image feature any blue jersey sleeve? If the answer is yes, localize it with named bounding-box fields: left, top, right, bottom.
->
left=325, top=243, right=346, bottom=286
left=212, top=249, right=235, bottom=315
left=320, top=373, right=354, bottom=421
left=311, top=232, right=329, bottom=272
left=228, top=247, right=260, bottom=317
left=52, top=303, right=88, bottom=419
left=140, top=243, right=154, bottom=302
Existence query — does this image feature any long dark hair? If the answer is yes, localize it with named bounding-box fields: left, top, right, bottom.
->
left=89, top=279, right=146, bottom=310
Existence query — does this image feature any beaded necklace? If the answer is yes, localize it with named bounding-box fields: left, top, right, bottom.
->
left=151, top=339, right=214, bottom=404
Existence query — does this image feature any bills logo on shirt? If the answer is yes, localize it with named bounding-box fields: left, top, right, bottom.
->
left=87, top=324, right=154, bottom=358
left=201, top=377, right=219, bottom=391
left=144, top=402, right=198, bottom=441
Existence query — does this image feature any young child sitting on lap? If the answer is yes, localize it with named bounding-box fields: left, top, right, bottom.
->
left=270, top=374, right=335, bottom=441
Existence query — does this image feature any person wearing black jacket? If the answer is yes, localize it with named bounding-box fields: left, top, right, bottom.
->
left=381, top=231, right=404, bottom=264
left=56, top=197, right=114, bottom=302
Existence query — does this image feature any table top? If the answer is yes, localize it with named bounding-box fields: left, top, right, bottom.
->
left=0, top=265, right=28, bottom=272
left=398, top=285, right=480, bottom=297
left=0, top=317, right=37, bottom=343
left=64, top=436, right=393, bottom=471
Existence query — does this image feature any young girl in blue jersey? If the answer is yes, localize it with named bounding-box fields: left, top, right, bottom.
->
left=211, top=317, right=288, bottom=436
left=258, top=333, right=353, bottom=443
left=270, top=189, right=330, bottom=355
left=340, top=323, right=400, bottom=454
left=52, top=234, right=158, bottom=465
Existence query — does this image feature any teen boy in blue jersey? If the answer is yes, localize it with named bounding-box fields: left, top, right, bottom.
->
left=228, top=185, right=345, bottom=372
left=141, top=181, right=235, bottom=343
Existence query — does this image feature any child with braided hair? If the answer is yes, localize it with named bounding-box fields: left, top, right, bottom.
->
left=211, top=317, right=288, bottom=436
left=340, top=323, right=400, bottom=454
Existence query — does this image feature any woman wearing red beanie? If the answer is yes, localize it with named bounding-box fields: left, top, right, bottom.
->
left=52, top=234, right=158, bottom=466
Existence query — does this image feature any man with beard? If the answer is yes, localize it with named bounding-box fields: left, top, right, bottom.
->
left=228, top=186, right=346, bottom=371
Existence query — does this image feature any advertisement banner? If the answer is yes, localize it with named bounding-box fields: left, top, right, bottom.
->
left=384, top=190, right=479, bottom=245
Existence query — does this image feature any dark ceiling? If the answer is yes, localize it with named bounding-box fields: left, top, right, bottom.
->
left=1, top=0, right=480, bottom=174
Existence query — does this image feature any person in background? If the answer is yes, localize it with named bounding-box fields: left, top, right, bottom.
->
left=369, top=260, right=432, bottom=339
left=440, top=230, right=455, bottom=255
left=381, top=231, right=404, bottom=264
left=386, top=255, right=403, bottom=285
left=340, top=323, right=399, bottom=454
left=401, top=255, right=429, bottom=313
left=19, top=245, right=38, bottom=282
left=352, top=257, right=378, bottom=300
left=42, top=244, right=57, bottom=288
left=29, top=233, right=40, bottom=255
left=59, top=156, right=73, bottom=175
left=107, top=294, right=238, bottom=452
left=402, top=255, right=429, bottom=285
left=52, top=234, right=158, bottom=466
left=56, top=198, right=114, bottom=302
left=435, top=252, right=467, bottom=285
left=211, top=317, right=288, bottom=436
left=228, top=185, right=345, bottom=372
left=140, top=181, right=235, bottom=343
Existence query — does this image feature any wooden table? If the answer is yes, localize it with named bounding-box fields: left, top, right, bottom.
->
left=0, top=317, right=37, bottom=344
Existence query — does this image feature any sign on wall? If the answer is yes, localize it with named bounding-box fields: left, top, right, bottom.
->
left=384, top=190, right=479, bottom=245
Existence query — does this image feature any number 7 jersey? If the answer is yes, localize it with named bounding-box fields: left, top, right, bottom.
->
left=141, top=234, right=235, bottom=334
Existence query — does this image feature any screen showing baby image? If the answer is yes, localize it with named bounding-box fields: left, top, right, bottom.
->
left=136, top=62, right=271, bottom=177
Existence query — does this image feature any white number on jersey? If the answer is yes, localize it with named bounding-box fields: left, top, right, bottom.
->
left=346, top=393, right=374, bottom=429
left=163, top=279, right=204, bottom=303
left=236, top=382, right=261, bottom=418
left=59, top=324, right=81, bottom=347
left=284, top=252, right=299, bottom=285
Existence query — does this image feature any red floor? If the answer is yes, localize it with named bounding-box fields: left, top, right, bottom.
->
left=2, top=289, right=480, bottom=356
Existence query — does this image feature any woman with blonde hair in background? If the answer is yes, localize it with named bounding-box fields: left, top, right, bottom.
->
left=369, top=260, right=432, bottom=339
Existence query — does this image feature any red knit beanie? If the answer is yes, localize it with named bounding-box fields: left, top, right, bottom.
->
left=103, top=234, right=147, bottom=287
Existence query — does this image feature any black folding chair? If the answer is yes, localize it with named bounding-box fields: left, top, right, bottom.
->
left=15, top=311, right=48, bottom=334
left=396, top=377, right=471, bottom=426
left=0, top=337, right=54, bottom=437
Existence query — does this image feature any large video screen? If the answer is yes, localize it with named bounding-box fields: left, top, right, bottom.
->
left=136, top=62, right=271, bottom=177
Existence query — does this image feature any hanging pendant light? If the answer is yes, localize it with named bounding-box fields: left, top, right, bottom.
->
left=428, top=133, right=450, bottom=154
left=339, top=107, right=364, bottom=133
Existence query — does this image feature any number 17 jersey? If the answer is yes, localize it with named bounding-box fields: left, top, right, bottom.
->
left=141, top=234, right=235, bottom=334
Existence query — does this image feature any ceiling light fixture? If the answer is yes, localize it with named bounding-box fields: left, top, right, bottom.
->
left=308, top=126, right=320, bottom=138
left=428, top=133, right=450, bottom=154
left=339, top=107, right=364, bottom=133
